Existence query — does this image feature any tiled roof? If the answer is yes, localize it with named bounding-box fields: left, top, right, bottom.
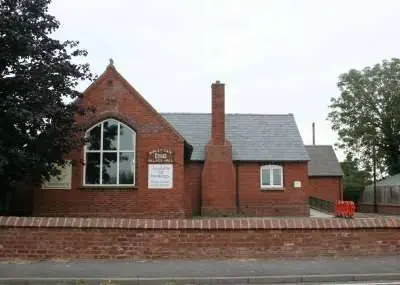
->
left=305, top=145, right=343, bottom=176
left=161, top=113, right=309, bottom=161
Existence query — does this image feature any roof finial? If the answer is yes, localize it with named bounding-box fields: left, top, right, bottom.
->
left=109, top=58, right=114, bottom=67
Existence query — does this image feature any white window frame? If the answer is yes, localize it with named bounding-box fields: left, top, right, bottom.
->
left=260, top=164, right=283, bottom=189
left=83, top=119, right=136, bottom=187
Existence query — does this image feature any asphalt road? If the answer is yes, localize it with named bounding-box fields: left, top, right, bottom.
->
left=2, top=257, right=400, bottom=278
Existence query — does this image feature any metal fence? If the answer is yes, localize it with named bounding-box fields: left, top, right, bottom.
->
left=309, top=196, right=334, bottom=213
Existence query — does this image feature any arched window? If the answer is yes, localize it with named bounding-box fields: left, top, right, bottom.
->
left=84, top=119, right=136, bottom=186
left=260, top=165, right=283, bottom=189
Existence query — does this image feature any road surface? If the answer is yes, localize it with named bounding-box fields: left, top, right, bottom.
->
left=0, top=256, right=399, bottom=284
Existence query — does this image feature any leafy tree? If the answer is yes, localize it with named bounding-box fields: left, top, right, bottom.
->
left=328, top=58, right=400, bottom=176
left=341, top=154, right=371, bottom=203
left=0, top=0, right=92, bottom=213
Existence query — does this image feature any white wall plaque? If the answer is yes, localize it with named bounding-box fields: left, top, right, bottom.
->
left=42, top=161, right=72, bottom=189
left=148, top=164, right=173, bottom=189
left=293, top=180, right=302, bottom=188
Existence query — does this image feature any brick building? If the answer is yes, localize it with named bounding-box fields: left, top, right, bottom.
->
left=34, top=62, right=342, bottom=218
left=306, top=145, right=343, bottom=203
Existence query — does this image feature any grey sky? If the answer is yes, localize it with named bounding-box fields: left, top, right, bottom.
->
left=49, top=0, right=400, bottom=161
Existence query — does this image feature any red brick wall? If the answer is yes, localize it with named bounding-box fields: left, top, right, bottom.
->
left=0, top=216, right=399, bottom=260
left=33, top=66, right=188, bottom=218
left=358, top=204, right=400, bottom=215
left=238, top=162, right=309, bottom=216
left=202, top=145, right=236, bottom=215
left=184, top=162, right=203, bottom=215
left=185, top=161, right=310, bottom=217
left=308, top=176, right=342, bottom=203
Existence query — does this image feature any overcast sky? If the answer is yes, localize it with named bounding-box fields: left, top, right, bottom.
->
left=49, top=0, right=400, bottom=161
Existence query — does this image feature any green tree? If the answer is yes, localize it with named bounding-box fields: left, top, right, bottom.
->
left=341, top=154, right=371, bottom=203
left=0, top=0, right=92, bottom=213
left=328, top=58, right=400, bottom=176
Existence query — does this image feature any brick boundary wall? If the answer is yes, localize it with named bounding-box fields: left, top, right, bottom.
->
left=358, top=203, right=400, bottom=215
left=0, top=216, right=399, bottom=260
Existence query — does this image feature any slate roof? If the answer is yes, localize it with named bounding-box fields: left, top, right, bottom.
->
left=161, top=113, right=309, bottom=161
left=305, top=145, right=343, bottom=176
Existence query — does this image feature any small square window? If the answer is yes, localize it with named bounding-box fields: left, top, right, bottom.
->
left=260, top=165, right=283, bottom=189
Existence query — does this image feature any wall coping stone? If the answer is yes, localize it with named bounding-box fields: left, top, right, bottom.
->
left=0, top=216, right=399, bottom=230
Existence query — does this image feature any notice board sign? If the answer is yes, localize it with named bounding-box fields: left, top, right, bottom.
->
left=148, top=149, right=174, bottom=163
left=42, top=161, right=72, bottom=189
left=148, top=164, right=173, bottom=189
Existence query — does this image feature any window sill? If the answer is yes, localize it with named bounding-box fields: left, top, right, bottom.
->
left=79, top=186, right=138, bottom=191
left=260, top=187, right=285, bottom=191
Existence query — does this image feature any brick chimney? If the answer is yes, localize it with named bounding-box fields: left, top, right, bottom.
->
left=211, top=81, right=225, bottom=144
left=201, top=81, right=236, bottom=216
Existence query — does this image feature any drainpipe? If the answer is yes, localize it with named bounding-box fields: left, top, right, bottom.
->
left=235, top=163, right=239, bottom=212
left=373, top=143, right=377, bottom=213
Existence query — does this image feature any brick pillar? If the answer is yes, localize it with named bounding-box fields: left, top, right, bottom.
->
left=202, top=81, right=236, bottom=216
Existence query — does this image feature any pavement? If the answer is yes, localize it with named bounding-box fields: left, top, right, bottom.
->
left=309, top=208, right=400, bottom=219
left=0, top=257, right=400, bottom=284
left=309, top=208, right=333, bottom=218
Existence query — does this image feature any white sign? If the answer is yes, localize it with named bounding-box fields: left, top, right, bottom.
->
left=293, top=180, right=302, bottom=188
left=148, top=164, right=173, bottom=189
left=42, top=161, right=72, bottom=189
